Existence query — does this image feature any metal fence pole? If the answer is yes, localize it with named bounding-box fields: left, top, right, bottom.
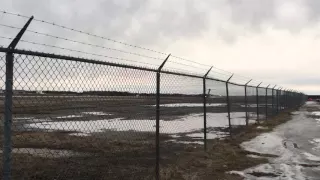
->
left=276, top=89, right=279, bottom=114
left=286, top=90, right=289, bottom=109
left=3, top=16, right=33, bottom=180
left=244, top=79, right=252, bottom=126
left=271, top=85, right=276, bottom=116
left=282, top=89, right=286, bottom=110
left=203, top=67, right=212, bottom=151
left=155, top=54, right=170, bottom=180
left=265, top=85, right=270, bottom=120
left=277, top=87, right=282, bottom=113
left=285, top=90, right=288, bottom=109
left=288, top=90, right=291, bottom=108
left=226, top=74, right=233, bottom=137
left=256, top=82, right=262, bottom=123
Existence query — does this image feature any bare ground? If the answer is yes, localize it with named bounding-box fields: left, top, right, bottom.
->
left=0, top=108, right=295, bottom=180
left=0, top=95, right=286, bottom=179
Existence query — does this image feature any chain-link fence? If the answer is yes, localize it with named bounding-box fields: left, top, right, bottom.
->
left=0, top=17, right=307, bottom=180
left=0, top=48, right=307, bottom=180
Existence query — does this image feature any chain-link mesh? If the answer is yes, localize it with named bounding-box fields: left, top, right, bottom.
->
left=0, top=53, right=5, bottom=150
left=0, top=49, right=306, bottom=179
left=11, top=54, right=157, bottom=179
left=257, top=87, right=266, bottom=121
left=246, top=86, right=258, bottom=121
left=266, top=88, right=273, bottom=119
left=228, top=84, right=247, bottom=133
left=158, top=72, right=204, bottom=177
left=206, top=79, right=228, bottom=140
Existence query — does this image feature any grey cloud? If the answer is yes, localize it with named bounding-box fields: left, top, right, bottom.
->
left=4, top=0, right=320, bottom=47
left=228, top=0, right=276, bottom=28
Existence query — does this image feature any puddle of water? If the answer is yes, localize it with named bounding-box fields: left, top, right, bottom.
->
left=26, top=112, right=252, bottom=139
left=149, top=103, right=226, bottom=107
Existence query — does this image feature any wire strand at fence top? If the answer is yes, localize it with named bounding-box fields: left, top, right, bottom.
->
left=0, top=10, right=167, bottom=55
left=0, top=10, right=249, bottom=78
left=0, top=36, right=163, bottom=68
left=0, top=23, right=166, bottom=61
left=0, top=10, right=298, bottom=89
left=0, top=22, right=241, bottom=78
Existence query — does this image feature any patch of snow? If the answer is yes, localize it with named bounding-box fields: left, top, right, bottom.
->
left=312, top=138, right=320, bottom=143
left=56, top=115, right=83, bottom=119
left=69, top=132, right=90, bottom=137
left=14, top=117, right=34, bottom=120
left=29, top=118, right=52, bottom=123
left=228, top=170, right=245, bottom=177
left=241, top=133, right=283, bottom=155
left=170, top=134, right=181, bottom=138
left=240, top=104, right=273, bottom=108
left=303, top=152, right=320, bottom=161
left=81, top=112, right=112, bottom=115
left=166, top=139, right=204, bottom=145
left=186, top=132, right=226, bottom=139
left=257, top=126, right=268, bottom=130
left=309, top=138, right=320, bottom=149
left=247, top=154, right=263, bottom=158
left=311, top=112, right=320, bottom=116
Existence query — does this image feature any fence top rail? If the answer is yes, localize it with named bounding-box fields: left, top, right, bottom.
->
left=0, top=47, right=284, bottom=89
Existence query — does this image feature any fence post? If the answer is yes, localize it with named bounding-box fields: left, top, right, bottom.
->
left=203, top=66, right=212, bottom=151
left=288, top=90, right=291, bottom=109
left=277, top=87, right=282, bottom=114
left=271, top=85, right=276, bottom=116
left=265, top=85, right=270, bottom=120
left=282, top=89, right=286, bottom=110
left=256, top=82, right=262, bottom=123
left=285, top=89, right=288, bottom=109
left=244, top=79, right=252, bottom=126
left=3, top=16, right=33, bottom=180
left=226, top=74, right=233, bottom=137
left=155, top=54, right=170, bottom=180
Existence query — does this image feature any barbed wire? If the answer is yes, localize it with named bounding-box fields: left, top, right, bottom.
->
left=0, top=10, right=267, bottom=84
left=0, top=36, right=162, bottom=68
left=0, top=36, right=224, bottom=77
left=0, top=10, right=251, bottom=78
left=0, top=10, right=167, bottom=55
left=167, top=61, right=210, bottom=71
left=170, top=55, right=211, bottom=67
left=0, top=23, right=166, bottom=61
left=0, top=22, right=212, bottom=75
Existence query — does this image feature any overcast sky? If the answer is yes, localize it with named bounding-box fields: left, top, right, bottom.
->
left=1, top=0, right=320, bottom=94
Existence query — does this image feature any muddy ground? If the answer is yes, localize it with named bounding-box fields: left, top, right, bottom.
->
left=0, top=94, right=282, bottom=179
